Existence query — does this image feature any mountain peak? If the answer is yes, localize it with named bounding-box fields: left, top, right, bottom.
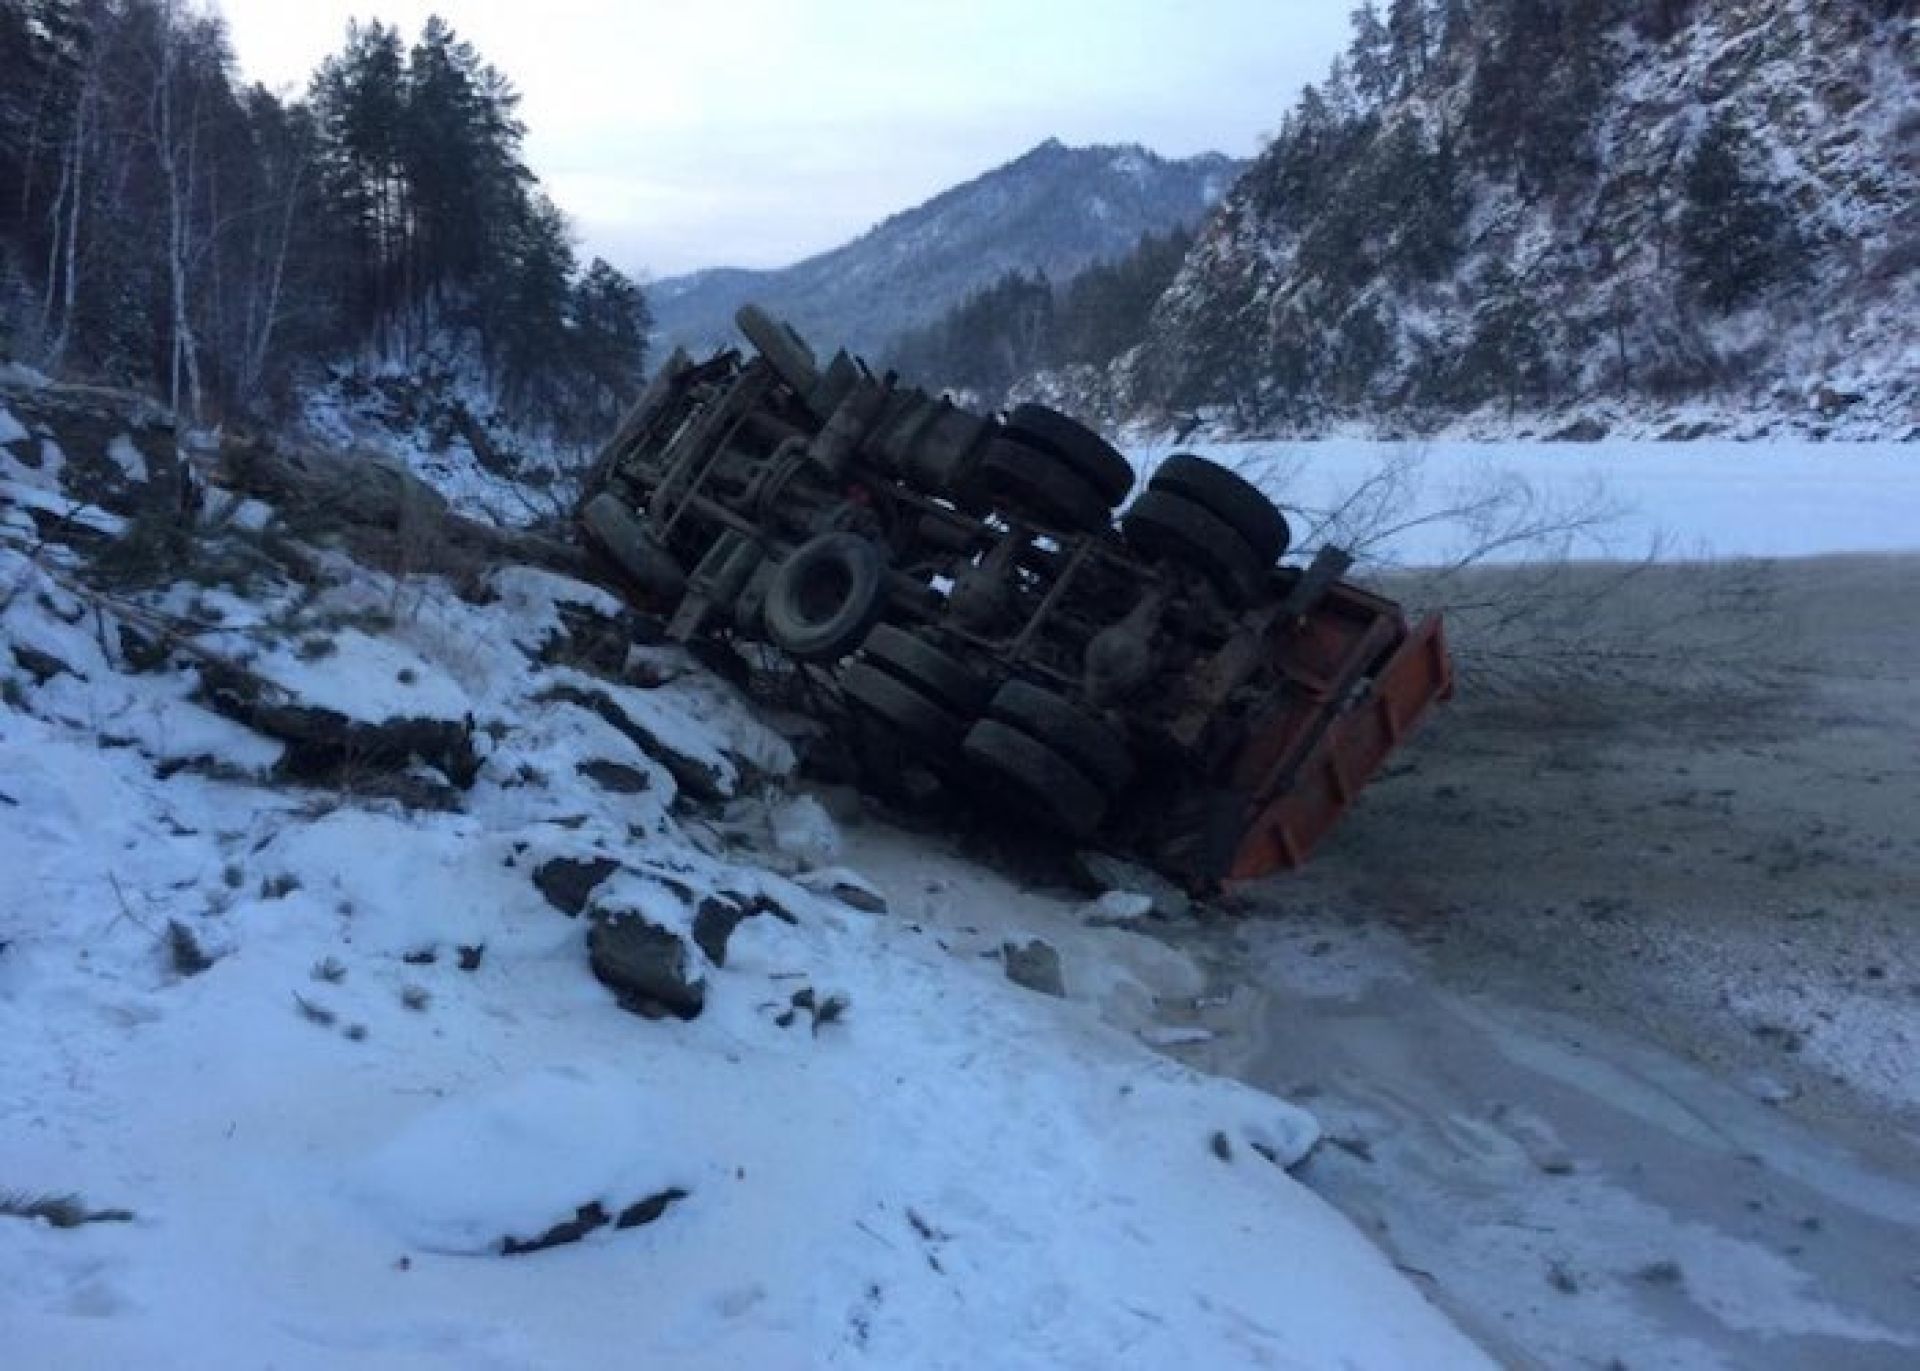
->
left=650, top=142, right=1246, bottom=360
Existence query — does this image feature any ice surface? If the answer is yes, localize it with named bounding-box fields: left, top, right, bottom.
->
left=1135, top=439, right=1920, bottom=565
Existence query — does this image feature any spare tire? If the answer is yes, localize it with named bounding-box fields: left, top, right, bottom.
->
left=581, top=494, right=688, bottom=603
left=1123, top=488, right=1265, bottom=606
left=763, top=532, right=886, bottom=662
left=1004, top=404, right=1135, bottom=507
left=1148, top=453, right=1291, bottom=564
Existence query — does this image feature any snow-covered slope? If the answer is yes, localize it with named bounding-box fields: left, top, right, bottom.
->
left=1112, top=0, right=1916, bottom=439
left=0, top=382, right=1484, bottom=1365
left=650, top=140, right=1242, bottom=361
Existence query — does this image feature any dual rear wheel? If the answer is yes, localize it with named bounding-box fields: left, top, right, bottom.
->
left=840, top=624, right=1132, bottom=839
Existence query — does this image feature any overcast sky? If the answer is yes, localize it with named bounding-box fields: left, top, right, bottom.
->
left=218, top=1, right=1352, bottom=280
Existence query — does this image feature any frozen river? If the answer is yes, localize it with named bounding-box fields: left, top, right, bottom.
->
left=1130, top=439, right=1919, bottom=565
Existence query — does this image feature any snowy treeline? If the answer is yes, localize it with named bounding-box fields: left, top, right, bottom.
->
left=0, top=2, right=650, bottom=439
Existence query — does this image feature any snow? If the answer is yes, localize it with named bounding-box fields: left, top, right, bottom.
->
left=352, top=1065, right=682, bottom=1256
left=1135, top=439, right=1920, bottom=566
left=105, top=434, right=148, bottom=484
left=0, top=404, right=29, bottom=446
left=0, top=483, right=1486, bottom=1368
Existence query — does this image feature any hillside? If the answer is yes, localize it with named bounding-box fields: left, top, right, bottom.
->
left=1100, top=0, right=1917, bottom=439
left=649, top=140, right=1241, bottom=360
left=0, top=358, right=1493, bottom=1370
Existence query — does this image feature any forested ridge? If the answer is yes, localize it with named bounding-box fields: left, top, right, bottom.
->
left=1122, top=0, right=1916, bottom=436
left=0, top=1, right=650, bottom=441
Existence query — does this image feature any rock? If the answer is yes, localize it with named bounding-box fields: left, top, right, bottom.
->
left=1812, top=385, right=1863, bottom=417
left=694, top=891, right=802, bottom=965
left=10, top=644, right=77, bottom=685
left=588, top=916, right=705, bottom=1020
left=199, top=658, right=479, bottom=794
left=535, top=683, right=731, bottom=804
left=1657, top=420, right=1721, bottom=442
left=1002, top=939, right=1066, bottom=998
left=576, top=759, right=652, bottom=794
left=796, top=868, right=888, bottom=914
left=533, top=857, right=621, bottom=917
left=1546, top=416, right=1609, bottom=442
left=1074, top=852, right=1192, bottom=920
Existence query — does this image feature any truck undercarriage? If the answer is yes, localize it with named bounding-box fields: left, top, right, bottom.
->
left=580, top=306, right=1451, bottom=887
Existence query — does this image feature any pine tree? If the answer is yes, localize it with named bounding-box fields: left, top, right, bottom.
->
left=1678, top=111, right=1796, bottom=312
left=568, top=258, right=651, bottom=436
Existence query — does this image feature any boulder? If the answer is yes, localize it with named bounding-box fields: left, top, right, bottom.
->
left=533, top=857, right=622, bottom=917
left=588, top=916, right=705, bottom=1020
left=1002, top=939, right=1066, bottom=998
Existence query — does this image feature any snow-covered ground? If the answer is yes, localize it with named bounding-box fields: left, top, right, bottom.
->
left=0, top=391, right=1484, bottom=1367
left=1135, top=439, right=1920, bottom=565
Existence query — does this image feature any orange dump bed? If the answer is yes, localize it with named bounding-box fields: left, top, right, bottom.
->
left=1223, top=591, right=1454, bottom=881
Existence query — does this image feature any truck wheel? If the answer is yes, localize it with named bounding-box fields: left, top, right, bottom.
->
left=581, top=493, right=688, bottom=602
left=1122, top=488, right=1264, bottom=606
left=764, top=532, right=886, bottom=662
left=1005, top=403, right=1135, bottom=506
left=978, top=437, right=1110, bottom=532
left=860, top=625, right=990, bottom=718
left=1148, top=453, right=1292, bottom=564
left=987, top=680, right=1134, bottom=794
left=961, top=719, right=1108, bottom=839
left=735, top=304, right=821, bottom=407
left=841, top=661, right=966, bottom=754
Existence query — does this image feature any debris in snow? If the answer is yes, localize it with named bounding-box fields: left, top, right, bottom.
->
left=1075, top=852, right=1192, bottom=920
left=776, top=985, right=851, bottom=1035
left=770, top=794, right=842, bottom=871
left=1743, top=1072, right=1801, bottom=1106
left=795, top=867, right=889, bottom=914
left=500, top=1190, right=690, bottom=1256
left=105, top=434, right=149, bottom=483
left=1083, top=890, right=1155, bottom=926
left=1492, top=1104, right=1577, bottom=1176
left=164, top=919, right=214, bottom=978
left=1002, top=939, right=1067, bottom=998
left=0, top=1193, right=135, bottom=1229
left=588, top=915, right=705, bottom=1020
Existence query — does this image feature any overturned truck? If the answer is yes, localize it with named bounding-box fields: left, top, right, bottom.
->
left=579, top=306, right=1451, bottom=887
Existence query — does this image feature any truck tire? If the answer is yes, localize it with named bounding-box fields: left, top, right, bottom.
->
left=1123, top=488, right=1265, bottom=606
left=860, top=625, right=991, bottom=718
left=1147, top=454, right=1291, bottom=564
left=763, top=532, right=886, bottom=662
left=841, top=661, right=966, bottom=754
left=987, top=680, right=1134, bottom=794
left=581, top=493, right=688, bottom=602
left=961, top=719, right=1108, bottom=839
left=978, top=437, right=1110, bottom=532
left=1004, top=404, right=1135, bottom=506
left=736, top=305, right=821, bottom=407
